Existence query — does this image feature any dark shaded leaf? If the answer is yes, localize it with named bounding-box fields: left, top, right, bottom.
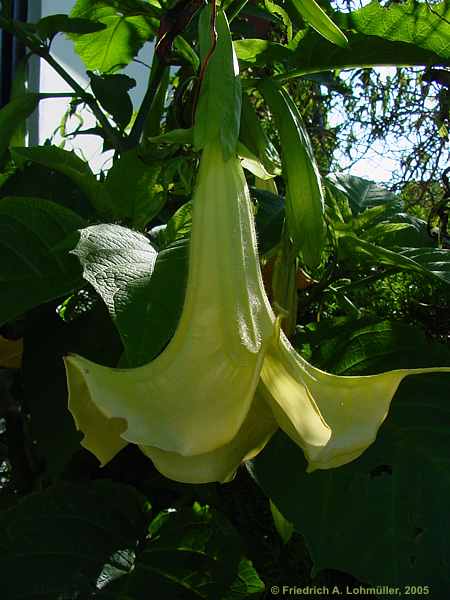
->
left=89, top=72, right=136, bottom=129
left=0, top=481, right=147, bottom=599
left=36, top=14, right=106, bottom=38
left=251, top=187, right=285, bottom=255
left=23, top=301, right=123, bottom=476
left=0, top=162, right=94, bottom=219
left=104, top=150, right=165, bottom=227
left=11, top=146, right=110, bottom=216
left=110, top=504, right=254, bottom=599
left=0, top=197, right=84, bottom=327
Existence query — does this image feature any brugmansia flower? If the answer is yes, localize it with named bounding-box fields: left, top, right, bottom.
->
left=65, top=142, right=276, bottom=475
left=65, top=142, right=450, bottom=484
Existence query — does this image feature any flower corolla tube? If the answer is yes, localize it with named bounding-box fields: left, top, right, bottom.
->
left=65, top=143, right=450, bottom=484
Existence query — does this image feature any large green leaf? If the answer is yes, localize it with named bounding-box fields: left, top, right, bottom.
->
left=298, top=318, right=450, bottom=374
left=338, top=234, right=450, bottom=285
left=259, top=79, right=325, bottom=267
left=70, top=0, right=155, bottom=72
left=400, top=247, right=450, bottom=284
left=71, top=224, right=188, bottom=367
left=11, top=146, right=109, bottom=216
left=362, top=214, right=433, bottom=248
left=330, top=174, right=399, bottom=215
left=235, top=32, right=448, bottom=75
left=104, top=150, right=165, bottom=227
left=107, top=504, right=264, bottom=599
left=251, top=187, right=285, bottom=255
left=338, top=0, right=450, bottom=61
left=35, top=14, right=107, bottom=38
left=251, top=320, right=450, bottom=592
left=88, top=72, right=136, bottom=129
left=0, top=162, right=94, bottom=219
left=0, top=197, right=84, bottom=327
left=0, top=481, right=147, bottom=599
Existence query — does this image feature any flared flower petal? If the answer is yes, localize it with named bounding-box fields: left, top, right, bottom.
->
left=140, top=388, right=278, bottom=484
left=260, top=325, right=450, bottom=472
left=65, top=142, right=274, bottom=459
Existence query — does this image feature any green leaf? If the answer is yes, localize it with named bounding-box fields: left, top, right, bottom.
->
left=142, top=66, right=170, bottom=139
left=163, top=201, right=192, bottom=245
left=259, top=79, right=325, bottom=267
left=236, top=30, right=449, bottom=75
left=194, top=7, right=241, bottom=159
left=338, top=0, right=450, bottom=61
left=70, top=0, right=155, bottom=72
left=0, top=481, right=147, bottom=599
left=330, top=173, right=399, bottom=215
left=264, top=0, right=293, bottom=42
left=234, top=39, right=292, bottom=66
left=88, top=72, right=136, bottom=129
left=173, top=35, right=200, bottom=71
left=269, top=500, right=294, bottom=545
left=71, top=224, right=157, bottom=363
left=302, top=318, right=450, bottom=375
left=104, top=150, right=165, bottom=227
left=240, top=93, right=281, bottom=177
left=0, top=94, right=40, bottom=161
left=11, top=146, right=110, bottom=216
left=35, top=14, right=106, bottom=38
left=338, top=234, right=450, bottom=285
left=288, top=0, right=348, bottom=48
left=23, top=301, right=123, bottom=476
left=251, top=187, right=285, bottom=255
left=148, top=127, right=193, bottom=145
left=221, top=558, right=265, bottom=600
left=71, top=225, right=188, bottom=367
left=112, top=504, right=251, bottom=599
left=0, top=162, right=94, bottom=219
left=400, top=247, right=450, bottom=284
left=0, top=197, right=84, bottom=327
left=362, top=215, right=433, bottom=248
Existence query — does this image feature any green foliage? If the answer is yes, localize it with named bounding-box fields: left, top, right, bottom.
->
left=0, top=481, right=148, bottom=599
left=260, top=79, right=325, bottom=267
left=120, top=503, right=263, bottom=599
left=338, top=0, right=450, bottom=60
left=35, top=14, right=107, bottom=39
left=88, top=72, right=136, bottom=129
left=11, top=146, right=109, bottom=216
left=70, top=0, right=156, bottom=72
left=71, top=225, right=187, bottom=366
left=0, top=197, right=84, bottom=326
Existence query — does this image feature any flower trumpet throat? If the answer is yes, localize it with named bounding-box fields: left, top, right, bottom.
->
left=64, top=142, right=275, bottom=465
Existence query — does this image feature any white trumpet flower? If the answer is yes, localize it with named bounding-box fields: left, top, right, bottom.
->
left=65, top=142, right=275, bottom=464
left=65, top=142, right=450, bottom=484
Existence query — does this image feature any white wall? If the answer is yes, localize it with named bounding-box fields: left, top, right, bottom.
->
left=31, top=0, right=153, bottom=172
